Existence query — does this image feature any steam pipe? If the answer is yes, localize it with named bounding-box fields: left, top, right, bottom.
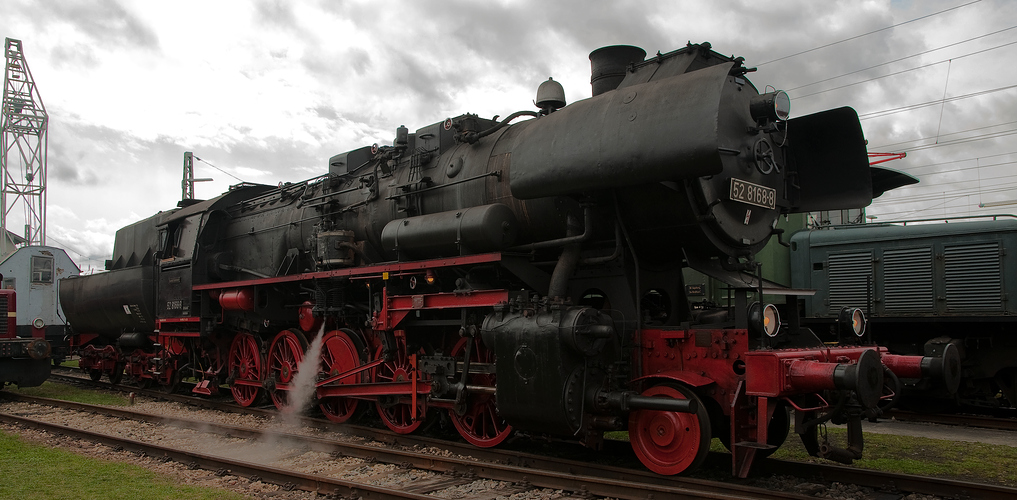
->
left=615, top=192, right=642, bottom=376
left=508, top=205, right=593, bottom=252
left=463, top=110, right=540, bottom=144
left=581, top=222, right=622, bottom=265
left=548, top=212, right=583, bottom=299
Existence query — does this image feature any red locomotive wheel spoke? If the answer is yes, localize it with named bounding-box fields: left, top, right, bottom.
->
left=318, top=330, right=362, bottom=423
left=448, top=337, right=512, bottom=447
left=267, top=329, right=307, bottom=411
left=628, top=384, right=711, bottom=475
left=228, top=332, right=264, bottom=407
left=373, top=337, right=428, bottom=434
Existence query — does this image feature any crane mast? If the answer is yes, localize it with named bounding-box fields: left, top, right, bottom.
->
left=1, top=37, right=48, bottom=249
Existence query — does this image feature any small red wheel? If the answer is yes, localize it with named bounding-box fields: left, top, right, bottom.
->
left=108, top=363, right=125, bottom=385
left=228, top=332, right=264, bottom=407
left=628, top=383, right=711, bottom=475
left=318, top=329, right=363, bottom=423
left=448, top=336, right=511, bottom=447
left=267, top=329, right=308, bottom=410
left=373, top=336, right=428, bottom=434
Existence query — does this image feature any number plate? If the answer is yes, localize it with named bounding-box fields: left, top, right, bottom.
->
left=729, top=178, right=776, bottom=210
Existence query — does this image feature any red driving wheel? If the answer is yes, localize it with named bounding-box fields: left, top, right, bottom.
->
left=628, top=383, right=711, bottom=475
left=267, top=329, right=308, bottom=410
left=228, top=332, right=264, bottom=407
left=448, top=336, right=512, bottom=447
left=373, top=336, right=428, bottom=434
left=318, top=329, right=363, bottom=423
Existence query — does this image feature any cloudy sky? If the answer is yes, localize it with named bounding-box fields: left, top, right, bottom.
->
left=2, top=0, right=1015, bottom=271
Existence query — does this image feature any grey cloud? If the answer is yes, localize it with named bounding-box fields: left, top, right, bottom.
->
left=195, top=134, right=329, bottom=183
left=346, top=47, right=372, bottom=75
left=299, top=48, right=371, bottom=83
left=313, top=105, right=339, bottom=121
left=254, top=0, right=300, bottom=32
left=47, top=121, right=186, bottom=188
left=386, top=50, right=456, bottom=111
left=48, top=43, right=102, bottom=71
left=36, top=0, right=159, bottom=50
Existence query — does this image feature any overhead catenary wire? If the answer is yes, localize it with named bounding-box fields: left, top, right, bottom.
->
left=904, top=129, right=1017, bottom=153
left=711, top=5, right=1011, bottom=217
left=874, top=181, right=1017, bottom=204
left=192, top=155, right=246, bottom=183
left=858, top=84, right=1017, bottom=121
left=887, top=165, right=1017, bottom=188
left=881, top=151, right=1017, bottom=174
left=786, top=25, right=1017, bottom=92
left=934, top=59, right=953, bottom=144
left=42, top=235, right=94, bottom=263
left=872, top=182, right=1017, bottom=215
left=879, top=176, right=1017, bottom=202
left=869, top=121, right=1017, bottom=150
left=756, top=0, right=984, bottom=66
left=793, top=39, right=1017, bottom=99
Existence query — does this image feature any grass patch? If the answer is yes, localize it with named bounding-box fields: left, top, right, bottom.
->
left=5, top=381, right=129, bottom=406
left=0, top=430, right=246, bottom=500
left=58, top=359, right=80, bottom=368
left=606, top=427, right=1017, bottom=486
left=771, top=427, right=1017, bottom=486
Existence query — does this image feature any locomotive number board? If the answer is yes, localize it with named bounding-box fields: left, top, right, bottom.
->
left=729, top=178, right=776, bottom=209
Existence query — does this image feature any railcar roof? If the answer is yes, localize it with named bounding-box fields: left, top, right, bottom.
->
left=791, top=218, right=1017, bottom=247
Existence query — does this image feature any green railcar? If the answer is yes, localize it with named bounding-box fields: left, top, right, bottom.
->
left=790, top=217, right=1017, bottom=409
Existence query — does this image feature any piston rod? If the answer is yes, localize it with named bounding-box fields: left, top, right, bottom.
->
left=597, top=390, right=699, bottom=414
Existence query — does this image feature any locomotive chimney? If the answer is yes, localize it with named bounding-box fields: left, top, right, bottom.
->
left=589, top=45, right=646, bottom=96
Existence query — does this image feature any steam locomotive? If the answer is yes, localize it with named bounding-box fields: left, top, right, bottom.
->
left=60, top=42, right=959, bottom=477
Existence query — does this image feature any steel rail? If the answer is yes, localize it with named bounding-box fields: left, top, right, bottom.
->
left=0, top=410, right=441, bottom=500
left=753, top=458, right=1017, bottom=500
left=888, top=409, right=1017, bottom=431
left=46, top=370, right=1017, bottom=499
left=1, top=392, right=804, bottom=500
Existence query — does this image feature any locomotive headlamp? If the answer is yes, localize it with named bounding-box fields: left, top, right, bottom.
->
left=425, top=269, right=436, bottom=285
left=761, top=303, right=781, bottom=337
left=749, top=302, right=782, bottom=337
left=839, top=307, right=867, bottom=337
left=749, top=90, right=791, bottom=123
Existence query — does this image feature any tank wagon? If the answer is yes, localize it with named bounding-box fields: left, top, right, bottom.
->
left=791, top=216, right=1017, bottom=410
left=59, top=42, right=957, bottom=476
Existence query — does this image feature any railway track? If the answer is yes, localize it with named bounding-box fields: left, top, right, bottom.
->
left=889, top=409, right=1017, bottom=431
left=1, top=391, right=810, bottom=500
left=37, top=370, right=1017, bottom=499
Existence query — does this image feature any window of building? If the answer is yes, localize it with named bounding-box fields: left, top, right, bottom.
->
left=31, top=256, right=53, bottom=283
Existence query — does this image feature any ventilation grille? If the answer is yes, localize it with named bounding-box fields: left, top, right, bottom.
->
left=827, top=251, right=873, bottom=311
left=0, top=295, right=8, bottom=335
left=944, top=242, right=1002, bottom=311
left=883, top=247, right=934, bottom=311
